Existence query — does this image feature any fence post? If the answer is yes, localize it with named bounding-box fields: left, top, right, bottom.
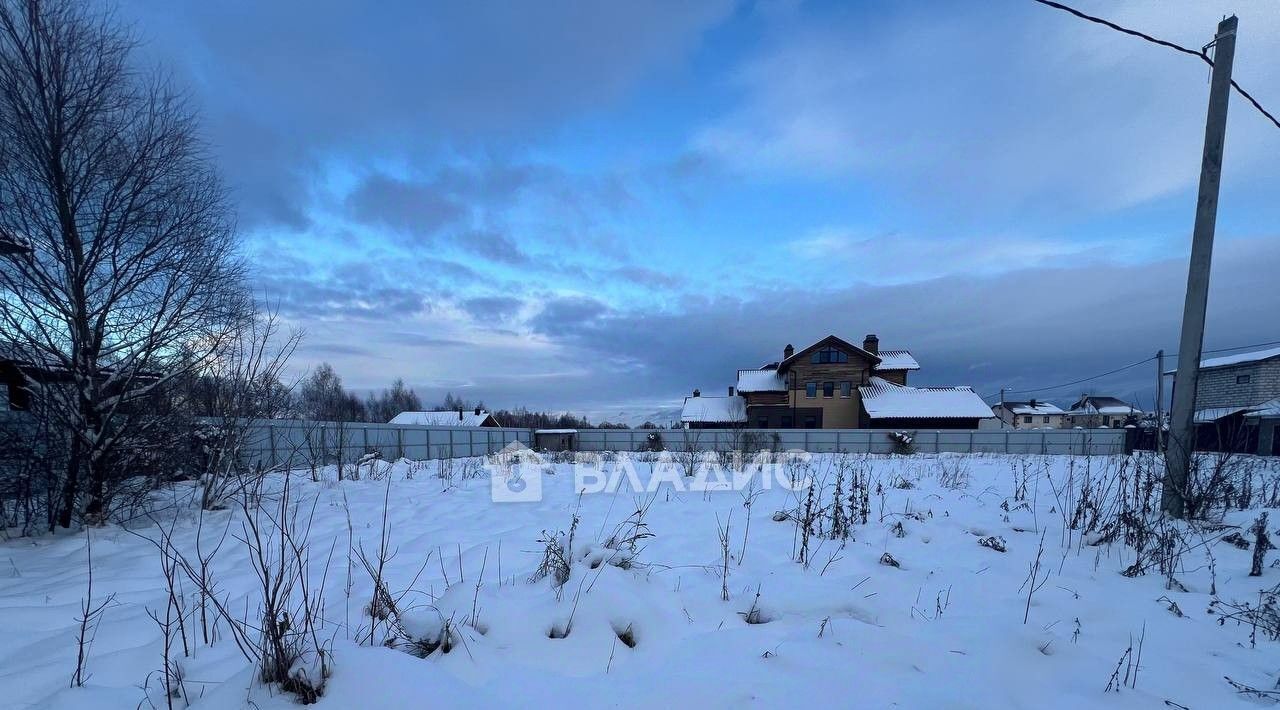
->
left=425, top=429, right=432, bottom=460
left=269, top=423, right=277, bottom=468
left=363, top=426, right=369, bottom=455
left=968, top=430, right=974, bottom=454
left=836, top=430, right=843, bottom=452
left=396, top=428, right=403, bottom=460
left=1004, top=429, right=1010, bottom=454
left=803, top=430, right=810, bottom=452
left=1041, top=430, right=1047, bottom=456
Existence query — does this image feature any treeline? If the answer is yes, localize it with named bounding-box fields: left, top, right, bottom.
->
left=202, top=360, right=645, bottom=429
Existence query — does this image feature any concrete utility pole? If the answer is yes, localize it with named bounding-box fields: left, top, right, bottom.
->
left=1155, top=350, right=1165, bottom=454
left=1165, top=15, right=1237, bottom=519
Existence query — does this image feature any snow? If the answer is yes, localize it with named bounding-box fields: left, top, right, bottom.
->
left=1168, top=346, right=1280, bottom=373
left=534, top=428, right=578, bottom=434
left=1004, top=402, right=1066, bottom=415
left=3, top=453, right=1280, bottom=709
left=736, top=369, right=786, bottom=393
left=872, top=349, right=921, bottom=371
left=859, top=377, right=994, bottom=419
left=1245, top=397, right=1280, bottom=419
left=1194, top=406, right=1252, bottom=424
left=390, top=410, right=495, bottom=427
left=680, top=395, right=746, bottom=423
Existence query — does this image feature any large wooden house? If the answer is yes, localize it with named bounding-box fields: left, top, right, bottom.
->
left=682, top=334, right=992, bottom=429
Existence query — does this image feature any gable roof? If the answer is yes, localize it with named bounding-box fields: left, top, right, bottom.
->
left=859, top=377, right=994, bottom=420
left=390, top=410, right=500, bottom=427
left=873, top=350, right=920, bottom=371
left=680, top=395, right=746, bottom=424
left=736, top=368, right=787, bottom=393
left=999, top=401, right=1066, bottom=415
left=778, top=335, right=880, bottom=372
left=1066, top=396, right=1142, bottom=416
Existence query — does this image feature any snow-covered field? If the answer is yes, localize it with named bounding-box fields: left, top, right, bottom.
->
left=2, top=451, right=1278, bottom=708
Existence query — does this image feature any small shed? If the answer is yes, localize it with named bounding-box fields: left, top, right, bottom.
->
left=534, top=429, right=577, bottom=452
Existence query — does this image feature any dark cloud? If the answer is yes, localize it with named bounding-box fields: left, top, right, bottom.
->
left=344, top=175, right=467, bottom=236
left=460, top=296, right=524, bottom=322
left=119, top=0, right=734, bottom=229
left=528, top=296, right=610, bottom=337
left=504, top=237, right=1280, bottom=412
left=450, top=230, right=530, bottom=265
left=386, top=332, right=471, bottom=348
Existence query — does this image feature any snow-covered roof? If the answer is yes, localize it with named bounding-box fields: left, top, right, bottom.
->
left=1001, top=401, right=1065, bottom=415
left=858, top=377, right=994, bottom=420
left=680, top=395, right=746, bottom=424
left=534, top=429, right=578, bottom=434
left=872, top=350, right=920, bottom=371
left=1245, top=398, right=1280, bottom=419
left=1165, top=346, right=1280, bottom=375
left=390, top=411, right=497, bottom=427
left=736, top=369, right=787, bottom=392
left=1066, top=396, right=1142, bottom=417
left=1194, top=406, right=1251, bottom=424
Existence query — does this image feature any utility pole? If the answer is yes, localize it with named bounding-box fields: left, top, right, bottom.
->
left=1155, top=350, right=1165, bottom=454
left=999, top=388, right=1006, bottom=428
left=1165, top=15, right=1237, bottom=519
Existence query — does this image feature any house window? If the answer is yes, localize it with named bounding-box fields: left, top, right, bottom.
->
left=1043, top=416, right=1050, bottom=424
left=1237, top=374, right=1251, bottom=384
left=1023, top=416, right=1033, bottom=424
left=803, top=415, right=818, bottom=428
left=840, top=381, right=852, bottom=398
left=823, top=382, right=834, bottom=398
left=781, top=415, right=793, bottom=428
left=805, top=382, right=817, bottom=398
left=810, top=347, right=849, bottom=364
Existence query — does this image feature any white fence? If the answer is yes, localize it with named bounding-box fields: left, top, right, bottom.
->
left=574, top=428, right=1130, bottom=456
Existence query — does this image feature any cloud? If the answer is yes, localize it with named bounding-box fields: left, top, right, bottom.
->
left=460, top=296, right=525, bottom=322
left=119, top=0, right=735, bottom=229
left=450, top=230, right=530, bottom=265
left=696, top=1, right=1280, bottom=218
left=344, top=175, right=466, bottom=236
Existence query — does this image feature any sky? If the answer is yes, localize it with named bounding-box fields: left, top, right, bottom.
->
left=113, top=0, right=1280, bottom=423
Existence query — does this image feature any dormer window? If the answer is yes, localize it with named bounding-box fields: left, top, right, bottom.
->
left=811, top=347, right=849, bottom=364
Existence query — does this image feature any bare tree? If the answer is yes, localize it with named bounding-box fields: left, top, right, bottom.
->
left=0, top=0, right=248, bottom=526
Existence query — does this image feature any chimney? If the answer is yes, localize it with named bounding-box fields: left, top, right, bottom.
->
left=693, top=388, right=701, bottom=397
left=728, top=386, right=735, bottom=397
left=783, top=343, right=794, bottom=359
left=457, top=409, right=463, bottom=421
left=863, top=334, right=879, bottom=354
left=474, top=406, right=482, bottom=415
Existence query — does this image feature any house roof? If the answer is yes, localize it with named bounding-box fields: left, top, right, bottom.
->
left=680, top=395, right=746, bottom=424
left=858, top=377, right=993, bottom=420
left=1000, top=401, right=1066, bottom=415
left=736, top=368, right=787, bottom=392
left=1245, top=397, right=1280, bottom=419
left=1067, top=396, right=1142, bottom=416
left=1164, top=346, right=1280, bottom=375
left=1194, top=406, right=1252, bottom=424
left=872, top=350, right=920, bottom=371
left=390, top=410, right=499, bottom=427
left=778, top=335, right=881, bottom=371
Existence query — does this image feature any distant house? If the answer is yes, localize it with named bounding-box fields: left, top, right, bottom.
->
left=1167, top=345, right=1280, bottom=453
left=712, top=334, right=991, bottom=429
left=390, top=409, right=502, bottom=427
left=992, top=400, right=1067, bottom=429
left=680, top=389, right=746, bottom=429
left=1063, top=396, right=1142, bottom=429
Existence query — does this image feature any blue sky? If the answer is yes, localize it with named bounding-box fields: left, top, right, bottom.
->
left=116, top=0, right=1280, bottom=421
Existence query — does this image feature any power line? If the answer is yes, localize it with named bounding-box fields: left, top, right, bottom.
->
left=984, top=338, right=1280, bottom=402
left=1031, top=0, right=1280, bottom=130
left=983, top=355, right=1155, bottom=401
